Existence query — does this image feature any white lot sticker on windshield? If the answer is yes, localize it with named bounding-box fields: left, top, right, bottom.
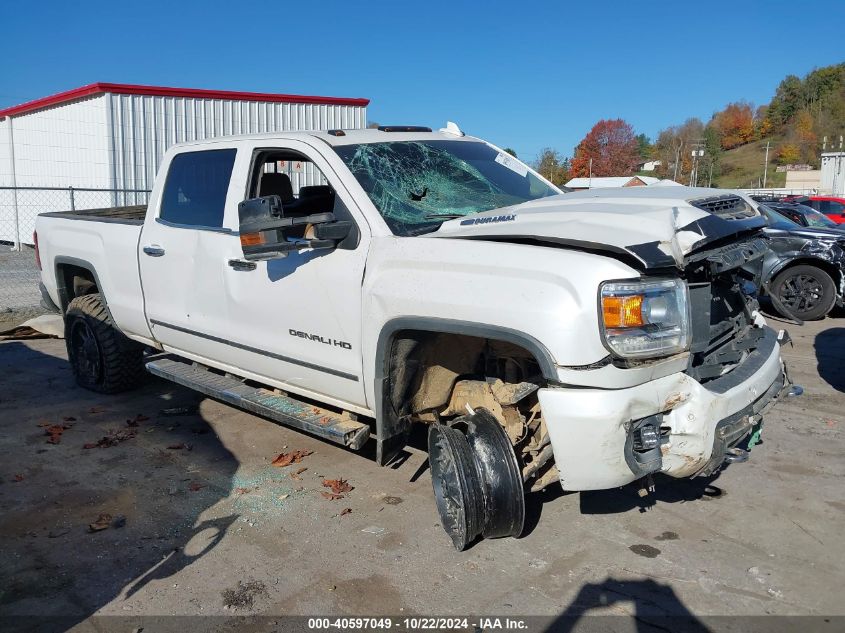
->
left=494, top=152, right=529, bottom=178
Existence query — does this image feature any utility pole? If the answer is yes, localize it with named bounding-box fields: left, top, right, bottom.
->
left=762, top=141, right=770, bottom=189
left=673, top=146, right=680, bottom=181
left=588, top=158, right=593, bottom=189
left=708, top=159, right=714, bottom=187
left=690, top=146, right=704, bottom=187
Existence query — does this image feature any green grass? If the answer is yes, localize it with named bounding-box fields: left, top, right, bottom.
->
left=715, top=138, right=786, bottom=189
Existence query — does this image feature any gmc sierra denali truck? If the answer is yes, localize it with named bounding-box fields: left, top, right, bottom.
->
left=34, top=124, right=799, bottom=549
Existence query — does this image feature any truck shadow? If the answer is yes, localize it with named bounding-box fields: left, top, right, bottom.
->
left=0, top=341, right=241, bottom=632
left=814, top=326, right=845, bottom=392
left=578, top=473, right=726, bottom=516
left=548, top=577, right=709, bottom=632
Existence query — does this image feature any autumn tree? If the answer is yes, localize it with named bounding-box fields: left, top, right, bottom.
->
left=776, top=144, right=801, bottom=165
left=711, top=102, right=755, bottom=149
left=533, top=148, right=570, bottom=186
left=653, top=118, right=704, bottom=181
left=569, top=119, right=640, bottom=177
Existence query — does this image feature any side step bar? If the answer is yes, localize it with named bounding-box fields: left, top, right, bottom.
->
left=146, top=357, right=370, bottom=450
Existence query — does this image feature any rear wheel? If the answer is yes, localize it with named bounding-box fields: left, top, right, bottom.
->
left=771, top=264, right=837, bottom=321
left=65, top=293, right=146, bottom=393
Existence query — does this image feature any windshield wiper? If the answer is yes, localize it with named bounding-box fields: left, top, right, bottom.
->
left=423, top=213, right=466, bottom=220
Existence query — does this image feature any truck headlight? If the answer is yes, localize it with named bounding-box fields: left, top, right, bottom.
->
left=599, top=278, right=690, bottom=359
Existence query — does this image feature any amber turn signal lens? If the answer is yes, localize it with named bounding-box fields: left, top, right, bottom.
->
left=240, top=232, right=265, bottom=247
left=602, top=295, right=645, bottom=328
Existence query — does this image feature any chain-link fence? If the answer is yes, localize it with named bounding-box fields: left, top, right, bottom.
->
left=0, top=186, right=150, bottom=327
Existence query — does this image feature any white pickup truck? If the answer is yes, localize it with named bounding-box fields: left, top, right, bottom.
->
left=35, top=125, right=798, bottom=549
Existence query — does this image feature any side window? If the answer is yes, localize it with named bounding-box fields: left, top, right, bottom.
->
left=828, top=201, right=845, bottom=215
left=247, top=148, right=359, bottom=249
left=160, top=149, right=237, bottom=227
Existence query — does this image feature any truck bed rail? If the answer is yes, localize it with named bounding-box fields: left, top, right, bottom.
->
left=40, top=205, right=147, bottom=225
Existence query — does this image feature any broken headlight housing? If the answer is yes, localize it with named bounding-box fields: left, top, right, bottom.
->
left=599, top=278, right=690, bottom=359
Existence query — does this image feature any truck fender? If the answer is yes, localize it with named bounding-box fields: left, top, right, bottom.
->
left=373, top=316, right=558, bottom=466
left=54, top=256, right=113, bottom=317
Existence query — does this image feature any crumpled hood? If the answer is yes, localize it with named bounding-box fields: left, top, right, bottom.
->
left=425, top=187, right=767, bottom=270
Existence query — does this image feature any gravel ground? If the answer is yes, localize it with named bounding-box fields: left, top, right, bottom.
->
left=0, top=316, right=843, bottom=633
left=0, top=245, right=45, bottom=328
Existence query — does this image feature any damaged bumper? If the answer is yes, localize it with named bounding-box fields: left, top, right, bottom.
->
left=539, top=325, right=791, bottom=491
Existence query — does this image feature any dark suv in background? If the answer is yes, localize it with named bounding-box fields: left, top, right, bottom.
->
left=754, top=201, right=845, bottom=320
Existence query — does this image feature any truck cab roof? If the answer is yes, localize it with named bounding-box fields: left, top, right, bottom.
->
left=168, top=127, right=481, bottom=150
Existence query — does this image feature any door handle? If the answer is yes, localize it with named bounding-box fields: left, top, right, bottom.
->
left=143, top=245, right=165, bottom=257
left=228, top=259, right=257, bottom=271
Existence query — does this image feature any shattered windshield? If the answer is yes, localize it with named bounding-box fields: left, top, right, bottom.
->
left=333, top=140, right=558, bottom=235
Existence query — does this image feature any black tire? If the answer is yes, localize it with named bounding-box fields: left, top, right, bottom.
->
left=771, top=264, right=837, bottom=321
left=428, top=425, right=483, bottom=551
left=64, top=293, right=146, bottom=393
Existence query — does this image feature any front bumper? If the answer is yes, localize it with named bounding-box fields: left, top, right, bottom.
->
left=539, top=325, right=789, bottom=491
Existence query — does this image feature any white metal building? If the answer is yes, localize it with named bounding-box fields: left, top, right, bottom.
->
left=0, top=82, right=369, bottom=244
left=821, top=152, right=845, bottom=196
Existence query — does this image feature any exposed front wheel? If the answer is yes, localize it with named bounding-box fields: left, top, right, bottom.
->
left=428, top=409, right=525, bottom=550
left=771, top=265, right=837, bottom=321
left=65, top=293, right=146, bottom=393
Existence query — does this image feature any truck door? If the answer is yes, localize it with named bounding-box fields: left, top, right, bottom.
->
left=140, top=141, right=369, bottom=410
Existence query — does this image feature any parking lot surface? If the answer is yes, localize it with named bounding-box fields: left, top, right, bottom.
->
left=1, top=316, right=844, bottom=631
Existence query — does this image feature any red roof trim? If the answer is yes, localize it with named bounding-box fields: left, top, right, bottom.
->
left=0, top=82, right=369, bottom=118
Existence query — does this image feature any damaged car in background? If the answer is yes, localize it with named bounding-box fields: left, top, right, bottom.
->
left=756, top=202, right=845, bottom=321
left=34, top=125, right=799, bottom=550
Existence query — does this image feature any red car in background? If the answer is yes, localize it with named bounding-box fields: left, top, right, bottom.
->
left=787, top=196, right=845, bottom=224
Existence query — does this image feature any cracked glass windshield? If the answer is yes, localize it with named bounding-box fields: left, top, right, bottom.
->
left=333, top=140, right=559, bottom=235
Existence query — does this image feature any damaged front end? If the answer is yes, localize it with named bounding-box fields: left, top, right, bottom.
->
left=539, top=231, right=799, bottom=491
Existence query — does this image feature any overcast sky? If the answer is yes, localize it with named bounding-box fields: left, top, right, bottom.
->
left=2, top=0, right=843, bottom=162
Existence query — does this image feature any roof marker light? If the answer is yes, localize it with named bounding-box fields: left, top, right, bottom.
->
left=439, top=121, right=465, bottom=137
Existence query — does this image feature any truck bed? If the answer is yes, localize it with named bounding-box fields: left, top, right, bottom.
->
left=40, top=205, right=147, bottom=225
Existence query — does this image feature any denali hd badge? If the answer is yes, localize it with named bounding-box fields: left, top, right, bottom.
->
left=289, top=329, right=352, bottom=350
left=459, top=214, right=516, bottom=226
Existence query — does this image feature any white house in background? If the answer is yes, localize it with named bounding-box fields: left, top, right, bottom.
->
left=0, top=82, right=369, bottom=244
left=564, top=175, right=660, bottom=190
left=637, top=159, right=662, bottom=171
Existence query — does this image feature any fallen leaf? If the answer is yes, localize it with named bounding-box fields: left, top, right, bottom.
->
left=83, top=428, right=137, bottom=449
left=322, top=478, right=353, bottom=495
left=12, top=474, right=23, bottom=482
left=89, top=513, right=112, bottom=532
left=189, top=482, right=204, bottom=492
left=290, top=466, right=308, bottom=481
left=278, top=494, right=289, bottom=501
left=271, top=449, right=313, bottom=468
left=320, top=491, right=344, bottom=501
left=340, top=508, right=352, bottom=516
left=235, top=487, right=251, bottom=494
left=45, top=424, right=70, bottom=444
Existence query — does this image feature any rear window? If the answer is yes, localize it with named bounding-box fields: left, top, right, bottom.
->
left=160, top=149, right=237, bottom=227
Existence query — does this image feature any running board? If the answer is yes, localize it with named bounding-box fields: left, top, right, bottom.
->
left=146, top=357, right=370, bottom=450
